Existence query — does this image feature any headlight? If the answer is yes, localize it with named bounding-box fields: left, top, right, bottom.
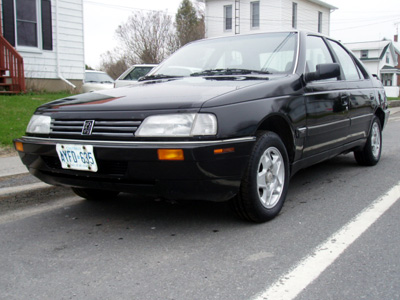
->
left=26, top=115, right=51, bottom=134
left=135, top=113, right=217, bottom=137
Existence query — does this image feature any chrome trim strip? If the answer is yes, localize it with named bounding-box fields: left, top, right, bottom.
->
left=351, top=113, right=373, bottom=121
left=307, top=119, right=349, bottom=130
left=20, top=136, right=256, bottom=146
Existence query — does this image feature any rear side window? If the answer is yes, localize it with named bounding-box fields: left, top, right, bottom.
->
left=328, top=40, right=361, bottom=81
left=306, top=36, right=334, bottom=73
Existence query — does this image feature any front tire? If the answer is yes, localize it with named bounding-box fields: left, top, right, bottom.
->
left=72, top=187, right=120, bottom=200
left=231, top=131, right=290, bottom=223
left=354, top=116, right=382, bottom=166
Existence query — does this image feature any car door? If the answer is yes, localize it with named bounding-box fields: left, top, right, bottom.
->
left=303, top=35, right=350, bottom=158
left=326, top=39, right=375, bottom=143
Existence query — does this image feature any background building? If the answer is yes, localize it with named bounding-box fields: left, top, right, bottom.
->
left=345, top=39, right=400, bottom=98
left=1, top=0, right=84, bottom=92
left=198, top=0, right=337, bottom=38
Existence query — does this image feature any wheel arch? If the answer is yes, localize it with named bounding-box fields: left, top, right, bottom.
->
left=256, top=114, right=296, bottom=164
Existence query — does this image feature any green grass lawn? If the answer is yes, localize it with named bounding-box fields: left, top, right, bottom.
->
left=0, top=93, right=72, bottom=147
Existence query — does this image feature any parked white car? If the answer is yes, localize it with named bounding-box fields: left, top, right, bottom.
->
left=82, top=70, right=114, bottom=93
left=114, top=64, right=157, bottom=88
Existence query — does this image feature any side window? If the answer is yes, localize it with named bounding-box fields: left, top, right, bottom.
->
left=328, top=40, right=361, bottom=81
left=306, top=35, right=334, bottom=76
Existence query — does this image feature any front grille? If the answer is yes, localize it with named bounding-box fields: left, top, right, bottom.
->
left=50, top=119, right=142, bottom=140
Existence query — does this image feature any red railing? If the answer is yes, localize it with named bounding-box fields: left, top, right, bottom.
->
left=0, top=35, right=26, bottom=93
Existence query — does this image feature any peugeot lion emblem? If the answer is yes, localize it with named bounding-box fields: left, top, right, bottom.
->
left=82, top=120, right=95, bottom=135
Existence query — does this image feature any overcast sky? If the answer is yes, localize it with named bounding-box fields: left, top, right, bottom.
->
left=83, top=0, right=400, bottom=69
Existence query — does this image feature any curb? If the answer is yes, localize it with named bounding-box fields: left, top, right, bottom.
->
left=0, top=182, right=53, bottom=197
left=0, top=183, right=73, bottom=201
left=389, top=100, right=400, bottom=107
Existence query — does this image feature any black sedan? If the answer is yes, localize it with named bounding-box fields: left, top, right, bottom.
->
left=14, top=31, right=390, bottom=222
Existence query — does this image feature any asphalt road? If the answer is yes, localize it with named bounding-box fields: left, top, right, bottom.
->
left=1, top=110, right=400, bottom=300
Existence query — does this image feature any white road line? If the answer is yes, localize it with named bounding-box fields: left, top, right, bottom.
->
left=0, top=197, right=82, bottom=225
left=252, top=181, right=400, bottom=300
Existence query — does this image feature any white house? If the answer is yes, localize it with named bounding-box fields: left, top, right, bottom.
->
left=345, top=40, right=400, bottom=98
left=0, top=0, right=84, bottom=92
left=197, top=0, right=337, bottom=38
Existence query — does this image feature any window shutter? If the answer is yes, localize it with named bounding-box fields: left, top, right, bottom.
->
left=2, top=0, right=16, bottom=46
left=41, top=0, right=53, bottom=50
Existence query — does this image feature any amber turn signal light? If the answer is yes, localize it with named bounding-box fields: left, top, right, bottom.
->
left=157, top=149, right=184, bottom=161
left=14, top=141, right=24, bottom=152
left=214, top=147, right=235, bottom=155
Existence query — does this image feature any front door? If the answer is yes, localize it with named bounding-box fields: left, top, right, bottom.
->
left=303, top=35, right=349, bottom=158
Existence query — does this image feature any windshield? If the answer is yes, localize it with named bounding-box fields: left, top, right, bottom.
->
left=85, top=72, right=114, bottom=83
left=154, top=32, right=298, bottom=77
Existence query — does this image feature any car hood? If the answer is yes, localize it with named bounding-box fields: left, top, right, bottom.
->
left=38, top=77, right=277, bottom=112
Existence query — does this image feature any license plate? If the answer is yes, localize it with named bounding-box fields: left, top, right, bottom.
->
left=56, top=144, right=98, bottom=172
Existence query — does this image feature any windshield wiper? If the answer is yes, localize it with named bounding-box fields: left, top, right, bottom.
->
left=190, top=69, right=272, bottom=77
left=138, top=74, right=182, bottom=81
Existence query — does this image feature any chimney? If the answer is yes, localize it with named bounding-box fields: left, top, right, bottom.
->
left=395, top=35, right=398, bottom=42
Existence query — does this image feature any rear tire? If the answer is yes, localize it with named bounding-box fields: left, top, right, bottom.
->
left=72, top=187, right=119, bottom=200
left=354, top=116, right=382, bottom=166
left=231, top=131, right=290, bottom=223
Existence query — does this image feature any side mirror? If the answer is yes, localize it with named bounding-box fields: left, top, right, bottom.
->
left=305, top=63, right=341, bottom=82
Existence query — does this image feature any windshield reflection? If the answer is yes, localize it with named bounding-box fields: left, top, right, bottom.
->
left=153, top=32, right=298, bottom=78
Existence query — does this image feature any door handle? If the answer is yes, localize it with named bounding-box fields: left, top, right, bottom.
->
left=341, top=93, right=349, bottom=107
left=370, top=93, right=375, bottom=101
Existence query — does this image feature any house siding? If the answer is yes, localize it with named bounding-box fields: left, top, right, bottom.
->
left=204, top=0, right=331, bottom=38
left=282, top=0, right=330, bottom=33
left=17, top=0, right=84, bottom=81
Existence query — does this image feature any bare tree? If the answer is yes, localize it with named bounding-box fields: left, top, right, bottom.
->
left=99, top=51, right=130, bottom=80
left=99, top=6, right=204, bottom=75
left=116, top=10, right=176, bottom=64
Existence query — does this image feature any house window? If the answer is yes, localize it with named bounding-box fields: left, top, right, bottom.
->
left=16, top=0, right=38, bottom=47
left=251, top=1, right=260, bottom=28
left=224, top=5, right=233, bottom=31
left=382, top=74, right=392, bottom=86
left=386, top=53, right=390, bottom=64
left=1, top=0, right=53, bottom=50
left=292, top=2, right=297, bottom=29
left=318, top=11, right=323, bottom=33
left=361, top=50, right=368, bottom=59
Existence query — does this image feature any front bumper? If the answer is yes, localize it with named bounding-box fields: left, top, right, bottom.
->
left=383, top=108, right=390, bottom=129
left=14, top=136, right=255, bottom=202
